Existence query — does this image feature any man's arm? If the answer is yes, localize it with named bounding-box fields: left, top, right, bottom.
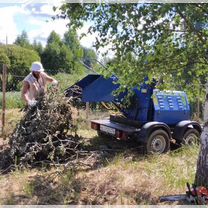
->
left=21, top=81, right=30, bottom=104
left=42, top=72, right=58, bottom=84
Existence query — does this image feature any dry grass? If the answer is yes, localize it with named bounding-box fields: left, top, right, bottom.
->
left=69, top=144, right=198, bottom=205
left=0, top=170, right=33, bottom=204
left=1, top=109, right=23, bottom=137
left=0, top=109, right=200, bottom=205
left=0, top=132, right=199, bottom=205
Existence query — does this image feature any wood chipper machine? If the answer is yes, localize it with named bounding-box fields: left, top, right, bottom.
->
left=65, top=74, right=202, bottom=154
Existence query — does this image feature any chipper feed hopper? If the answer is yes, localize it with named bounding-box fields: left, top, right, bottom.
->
left=65, top=74, right=201, bottom=154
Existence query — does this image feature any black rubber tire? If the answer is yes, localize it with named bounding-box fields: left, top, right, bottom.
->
left=182, top=129, right=200, bottom=145
left=146, top=129, right=170, bottom=154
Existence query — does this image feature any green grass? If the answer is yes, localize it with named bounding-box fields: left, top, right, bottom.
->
left=107, top=144, right=199, bottom=191
left=0, top=91, right=24, bottom=109
left=23, top=182, right=35, bottom=198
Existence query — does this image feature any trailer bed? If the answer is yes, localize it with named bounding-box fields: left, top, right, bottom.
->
left=91, top=119, right=140, bottom=136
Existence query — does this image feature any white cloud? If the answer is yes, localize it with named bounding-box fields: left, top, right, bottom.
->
left=0, top=2, right=114, bottom=59
left=39, top=4, right=55, bottom=15
left=0, top=3, right=69, bottom=46
left=28, top=18, right=69, bottom=46
left=77, top=22, right=115, bottom=59
left=25, top=4, right=58, bottom=16
left=0, top=6, right=25, bottom=44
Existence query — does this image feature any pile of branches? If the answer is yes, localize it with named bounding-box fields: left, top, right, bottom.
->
left=65, top=84, right=82, bottom=100
left=5, top=90, right=84, bottom=169
left=64, top=84, right=83, bottom=107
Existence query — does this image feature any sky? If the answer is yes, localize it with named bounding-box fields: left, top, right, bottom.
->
left=0, top=0, right=96, bottom=49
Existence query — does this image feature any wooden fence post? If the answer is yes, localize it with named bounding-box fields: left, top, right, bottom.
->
left=1, top=64, right=7, bottom=137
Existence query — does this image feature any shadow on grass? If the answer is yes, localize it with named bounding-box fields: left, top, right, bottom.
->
left=2, top=170, right=158, bottom=205
left=81, top=134, right=147, bottom=168
left=1, top=170, right=81, bottom=205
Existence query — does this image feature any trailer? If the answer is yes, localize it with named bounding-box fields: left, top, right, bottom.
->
left=66, top=74, right=202, bottom=154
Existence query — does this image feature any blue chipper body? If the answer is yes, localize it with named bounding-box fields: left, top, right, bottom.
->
left=68, top=74, right=190, bottom=125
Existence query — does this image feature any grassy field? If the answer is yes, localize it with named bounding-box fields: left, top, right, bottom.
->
left=0, top=109, right=200, bottom=205
left=0, top=92, right=24, bottom=109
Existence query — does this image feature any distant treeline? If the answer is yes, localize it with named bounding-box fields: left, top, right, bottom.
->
left=0, top=30, right=97, bottom=91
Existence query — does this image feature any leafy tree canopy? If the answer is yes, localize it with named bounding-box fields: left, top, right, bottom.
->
left=63, top=29, right=83, bottom=69
left=32, top=40, right=43, bottom=56
left=0, top=45, right=40, bottom=90
left=82, top=47, right=97, bottom=68
left=41, top=31, right=70, bottom=73
left=0, top=51, right=10, bottom=68
left=14, top=30, right=32, bottom=50
left=57, top=3, right=208, bottom=85
left=41, top=30, right=85, bottom=74
left=57, top=3, right=208, bottom=103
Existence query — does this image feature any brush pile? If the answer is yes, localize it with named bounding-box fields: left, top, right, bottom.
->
left=65, top=84, right=83, bottom=107
left=6, top=90, right=83, bottom=168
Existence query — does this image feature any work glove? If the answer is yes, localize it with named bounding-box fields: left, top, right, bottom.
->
left=51, top=80, right=58, bottom=87
left=28, top=100, right=37, bottom=107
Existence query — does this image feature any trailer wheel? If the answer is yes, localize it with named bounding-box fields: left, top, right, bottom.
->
left=146, top=129, right=170, bottom=154
left=182, top=129, right=200, bottom=145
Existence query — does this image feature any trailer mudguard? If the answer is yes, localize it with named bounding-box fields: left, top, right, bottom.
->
left=137, top=121, right=171, bottom=143
left=172, top=120, right=202, bottom=142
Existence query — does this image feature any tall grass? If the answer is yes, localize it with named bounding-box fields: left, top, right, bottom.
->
left=108, top=144, right=199, bottom=193
left=0, top=91, right=24, bottom=109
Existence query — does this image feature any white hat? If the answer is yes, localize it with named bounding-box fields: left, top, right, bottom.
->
left=31, top=61, right=44, bottom=72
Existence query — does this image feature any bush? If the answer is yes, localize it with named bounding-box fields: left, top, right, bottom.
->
left=0, top=45, right=40, bottom=91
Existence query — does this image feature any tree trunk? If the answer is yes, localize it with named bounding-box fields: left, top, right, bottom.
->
left=195, top=83, right=208, bottom=187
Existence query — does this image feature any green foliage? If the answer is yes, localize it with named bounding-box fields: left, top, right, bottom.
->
left=0, top=45, right=40, bottom=91
left=47, top=31, right=61, bottom=45
left=0, top=92, right=24, bottom=109
left=14, top=30, right=32, bottom=49
left=58, top=3, right=208, bottom=112
left=63, top=29, right=84, bottom=71
left=32, top=40, right=43, bottom=56
left=0, top=51, right=10, bottom=68
left=41, top=30, right=94, bottom=75
left=42, top=31, right=75, bottom=74
left=82, top=47, right=97, bottom=68
left=63, top=29, right=81, bottom=54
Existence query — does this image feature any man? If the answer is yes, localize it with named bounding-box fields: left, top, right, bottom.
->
left=22, top=61, right=58, bottom=106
